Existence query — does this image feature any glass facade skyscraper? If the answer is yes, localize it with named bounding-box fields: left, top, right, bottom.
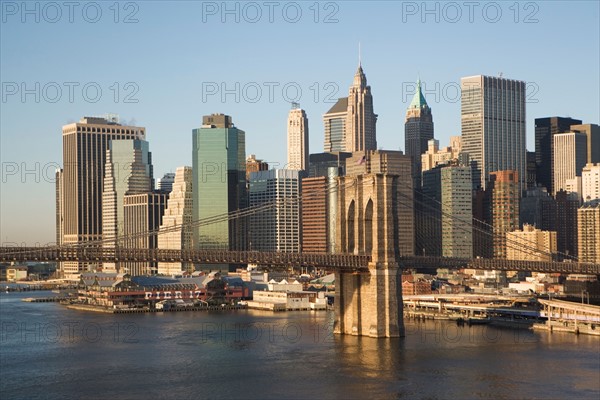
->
left=102, top=139, right=153, bottom=272
left=192, top=114, right=247, bottom=253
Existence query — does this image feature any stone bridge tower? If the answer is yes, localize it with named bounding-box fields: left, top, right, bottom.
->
left=333, top=151, right=414, bottom=338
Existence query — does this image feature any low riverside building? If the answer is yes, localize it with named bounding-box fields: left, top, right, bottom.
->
left=76, top=272, right=248, bottom=308
left=6, top=265, right=28, bottom=282
left=248, top=291, right=327, bottom=311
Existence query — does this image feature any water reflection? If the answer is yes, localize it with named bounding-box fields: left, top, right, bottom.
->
left=1, top=291, right=598, bottom=400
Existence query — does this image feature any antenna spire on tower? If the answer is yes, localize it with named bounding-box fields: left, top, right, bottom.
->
left=358, top=42, right=361, bottom=67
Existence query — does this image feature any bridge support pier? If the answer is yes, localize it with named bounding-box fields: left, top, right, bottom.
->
left=334, top=262, right=405, bottom=338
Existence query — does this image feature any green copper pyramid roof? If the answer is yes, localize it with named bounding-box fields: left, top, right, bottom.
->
left=409, top=79, right=429, bottom=109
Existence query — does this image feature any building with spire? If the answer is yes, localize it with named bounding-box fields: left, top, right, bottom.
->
left=287, top=104, right=309, bottom=172
left=345, top=63, right=377, bottom=152
left=405, top=79, right=434, bottom=187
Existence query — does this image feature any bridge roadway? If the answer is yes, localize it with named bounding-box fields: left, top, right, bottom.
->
left=0, top=247, right=599, bottom=274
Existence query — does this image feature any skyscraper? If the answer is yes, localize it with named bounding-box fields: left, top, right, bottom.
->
left=577, top=199, right=600, bottom=263
left=506, top=224, right=557, bottom=262
left=308, top=152, right=351, bottom=178
left=520, top=186, right=556, bottom=232
left=461, top=75, right=526, bottom=192
left=192, top=114, right=247, bottom=254
left=287, top=105, right=309, bottom=171
left=102, top=139, right=153, bottom=273
left=249, top=169, right=301, bottom=252
left=582, top=163, right=600, bottom=202
left=157, top=166, right=193, bottom=276
left=421, top=137, right=462, bottom=173
left=55, top=169, right=63, bottom=247
left=323, top=98, right=348, bottom=152
left=534, top=116, right=582, bottom=194
left=301, top=176, right=328, bottom=254
left=405, top=79, right=434, bottom=187
left=441, top=165, right=473, bottom=258
left=122, top=192, right=168, bottom=276
left=157, top=173, right=176, bottom=193
left=246, top=154, right=269, bottom=181
left=552, top=132, right=587, bottom=195
left=420, top=162, right=473, bottom=258
left=555, top=190, right=579, bottom=260
left=526, top=151, right=537, bottom=190
left=345, top=64, right=377, bottom=152
left=58, top=116, right=145, bottom=279
left=570, top=123, right=600, bottom=164
left=488, top=170, right=520, bottom=259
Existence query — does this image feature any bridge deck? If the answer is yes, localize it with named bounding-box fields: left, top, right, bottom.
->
left=0, top=247, right=599, bottom=274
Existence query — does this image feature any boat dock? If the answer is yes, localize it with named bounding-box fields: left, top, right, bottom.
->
left=21, top=297, right=64, bottom=303
left=534, top=299, right=600, bottom=336
left=66, top=304, right=248, bottom=314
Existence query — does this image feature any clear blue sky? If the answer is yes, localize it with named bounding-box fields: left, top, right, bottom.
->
left=1, top=1, right=599, bottom=244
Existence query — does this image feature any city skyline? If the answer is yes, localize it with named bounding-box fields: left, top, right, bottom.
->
left=1, top=1, right=599, bottom=244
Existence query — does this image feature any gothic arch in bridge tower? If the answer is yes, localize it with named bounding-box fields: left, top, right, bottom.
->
left=364, top=198, right=373, bottom=255
left=333, top=173, right=414, bottom=338
left=347, top=200, right=355, bottom=254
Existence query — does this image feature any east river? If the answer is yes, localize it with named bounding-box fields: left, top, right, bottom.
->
left=1, top=291, right=599, bottom=399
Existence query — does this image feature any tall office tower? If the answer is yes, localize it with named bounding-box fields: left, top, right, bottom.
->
left=577, top=199, right=600, bottom=263
left=345, top=64, right=377, bottom=152
left=287, top=105, right=309, bottom=171
left=421, top=137, right=462, bottom=173
left=526, top=151, right=537, bottom=190
left=506, top=224, right=557, bottom=262
left=59, top=116, right=145, bottom=279
left=488, top=171, right=519, bottom=259
left=534, top=117, right=582, bottom=194
left=157, top=173, right=176, bottom=193
left=441, top=165, right=473, bottom=258
left=246, top=154, right=269, bottom=181
left=157, top=166, right=193, bottom=276
left=582, top=163, right=600, bottom=202
left=552, top=132, right=587, bottom=195
left=420, top=162, right=472, bottom=258
left=249, top=169, right=301, bottom=252
left=308, top=152, right=352, bottom=178
left=346, top=150, right=414, bottom=255
left=461, top=75, right=526, bottom=192
left=472, top=188, right=492, bottom=259
left=555, top=190, right=579, bottom=260
left=405, top=79, right=434, bottom=187
left=102, top=139, right=153, bottom=273
left=301, top=176, right=327, bottom=253
left=421, top=167, right=443, bottom=257
left=570, top=124, right=600, bottom=164
left=323, top=98, right=348, bottom=152
left=192, top=114, right=247, bottom=255
left=520, top=186, right=556, bottom=231
left=122, top=192, right=168, bottom=276
left=55, top=169, right=63, bottom=247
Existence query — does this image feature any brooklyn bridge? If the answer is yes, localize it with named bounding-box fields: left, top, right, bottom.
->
left=2, top=172, right=598, bottom=338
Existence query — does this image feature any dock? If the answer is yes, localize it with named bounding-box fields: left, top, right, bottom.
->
left=21, top=297, right=64, bottom=303
left=66, top=304, right=248, bottom=314
left=534, top=299, right=600, bottom=336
